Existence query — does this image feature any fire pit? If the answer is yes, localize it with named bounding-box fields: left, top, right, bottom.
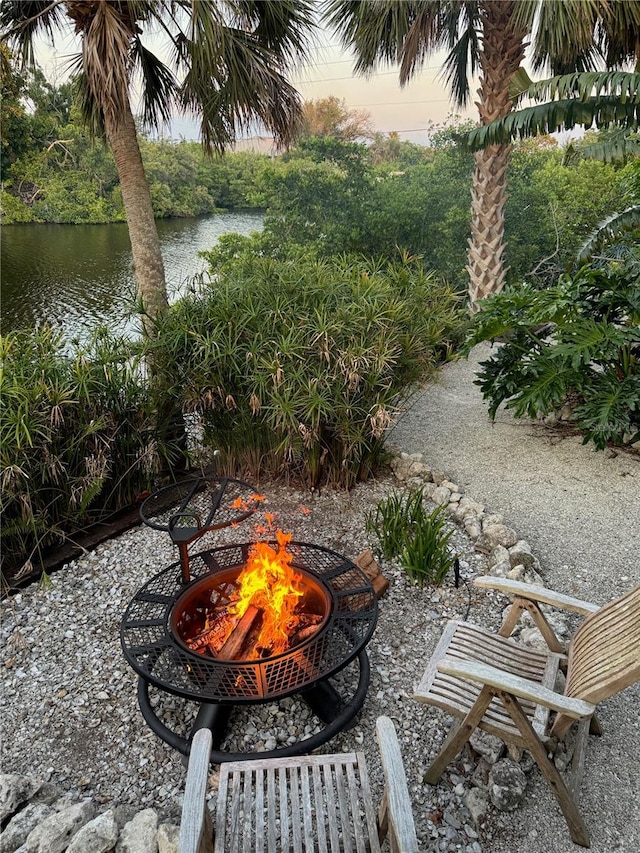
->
left=120, top=476, right=378, bottom=763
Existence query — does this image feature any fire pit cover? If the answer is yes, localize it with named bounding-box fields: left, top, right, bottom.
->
left=120, top=542, right=377, bottom=703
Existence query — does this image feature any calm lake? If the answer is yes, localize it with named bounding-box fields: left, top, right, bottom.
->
left=0, top=211, right=263, bottom=338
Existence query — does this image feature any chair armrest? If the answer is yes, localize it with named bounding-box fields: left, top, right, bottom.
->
left=437, top=658, right=595, bottom=719
left=376, top=716, right=419, bottom=853
left=474, top=576, right=599, bottom=615
left=178, top=728, right=214, bottom=853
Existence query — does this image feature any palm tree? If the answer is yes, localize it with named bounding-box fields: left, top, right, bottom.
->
left=1, top=1, right=314, bottom=335
left=324, top=0, right=640, bottom=308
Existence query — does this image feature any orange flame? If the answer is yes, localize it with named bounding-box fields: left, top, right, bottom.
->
left=230, top=530, right=304, bottom=656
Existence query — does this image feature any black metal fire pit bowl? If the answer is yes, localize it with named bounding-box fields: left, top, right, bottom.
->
left=120, top=540, right=378, bottom=763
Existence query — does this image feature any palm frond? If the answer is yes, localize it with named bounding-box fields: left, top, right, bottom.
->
left=0, top=0, right=67, bottom=66
left=324, top=0, right=415, bottom=74
left=181, top=27, right=303, bottom=150
left=523, top=0, right=603, bottom=74
left=439, top=24, right=475, bottom=107
left=563, top=129, right=640, bottom=164
left=577, top=206, right=640, bottom=263
left=519, top=71, right=640, bottom=104
left=132, top=39, right=177, bottom=129
left=508, top=66, right=534, bottom=100
left=398, top=5, right=444, bottom=85
left=464, top=95, right=639, bottom=149
left=242, top=0, right=314, bottom=61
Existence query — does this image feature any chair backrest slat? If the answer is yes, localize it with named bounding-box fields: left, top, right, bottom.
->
left=565, top=584, right=640, bottom=705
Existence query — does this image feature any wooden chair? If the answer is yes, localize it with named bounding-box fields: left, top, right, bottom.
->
left=178, top=715, right=419, bottom=853
left=414, top=577, right=640, bottom=848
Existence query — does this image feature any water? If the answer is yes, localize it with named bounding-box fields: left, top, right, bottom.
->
left=0, top=211, right=263, bottom=338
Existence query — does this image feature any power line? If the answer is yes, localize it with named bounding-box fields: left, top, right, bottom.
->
left=350, top=98, right=450, bottom=107
left=296, top=66, right=441, bottom=84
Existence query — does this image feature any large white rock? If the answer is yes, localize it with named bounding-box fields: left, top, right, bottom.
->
left=508, top=540, right=536, bottom=569
left=0, top=803, right=53, bottom=853
left=0, top=776, right=42, bottom=822
left=488, top=760, right=527, bottom=811
left=24, top=801, right=94, bottom=853
left=66, top=810, right=118, bottom=853
left=157, top=823, right=179, bottom=853
left=116, top=809, right=158, bottom=853
left=432, top=485, right=451, bottom=506
left=469, top=730, right=504, bottom=765
left=475, top=523, right=518, bottom=552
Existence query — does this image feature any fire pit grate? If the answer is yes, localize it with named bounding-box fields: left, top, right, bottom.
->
left=120, top=541, right=377, bottom=703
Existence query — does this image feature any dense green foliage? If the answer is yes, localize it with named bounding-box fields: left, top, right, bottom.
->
left=0, top=56, right=272, bottom=223
left=149, top=253, right=466, bottom=488
left=1, top=124, right=271, bottom=224
left=365, top=488, right=455, bottom=586
left=0, top=327, right=170, bottom=581
left=466, top=261, right=640, bottom=450
left=2, top=52, right=629, bottom=293
left=208, top=134, right=630, bottom=291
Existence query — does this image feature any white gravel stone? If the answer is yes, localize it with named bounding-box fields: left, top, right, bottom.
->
left=0, top=470, right=551, bottom=852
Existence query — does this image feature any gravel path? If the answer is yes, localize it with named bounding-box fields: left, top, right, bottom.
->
left=2, top=345, right=639, bottom=852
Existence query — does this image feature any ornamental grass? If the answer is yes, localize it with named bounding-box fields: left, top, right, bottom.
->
left=149, top=254, right=466, bottom=488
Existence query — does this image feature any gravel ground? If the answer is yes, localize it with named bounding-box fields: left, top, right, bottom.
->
left=2, top=475, right=505, bottom=853
left=2, top=348, right=639, bottom=852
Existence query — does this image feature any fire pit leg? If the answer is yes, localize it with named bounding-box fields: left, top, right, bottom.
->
left=137, top=679, right=233, bottom=757
left=300, top=679, right=350, bottom=726
left=189, top=701, right=233, bottom=750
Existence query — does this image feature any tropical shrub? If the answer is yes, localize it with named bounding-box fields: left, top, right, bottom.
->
left=0, top=326, right=161, bottom=581
left=365, top=488, right=456, bottom=586
left=149, top=254, right=466, bottom=487
left=466, top=261, right=640, bottom=450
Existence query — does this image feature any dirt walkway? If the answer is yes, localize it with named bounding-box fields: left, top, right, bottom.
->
left=390, top=344, right=640, bottom=853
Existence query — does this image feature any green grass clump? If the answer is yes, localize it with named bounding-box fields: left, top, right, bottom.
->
left=365, top=488, right=456, bottom=586
left=150, top=253, right=466, bottom=488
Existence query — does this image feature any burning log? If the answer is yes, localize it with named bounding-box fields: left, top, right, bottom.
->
left=288, top=613, right=324, bottom=647
left=187, top=610, right=236, bottom=652
left=216, top=605, right=262, bottom=661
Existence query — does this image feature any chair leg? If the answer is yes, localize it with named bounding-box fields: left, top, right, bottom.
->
left=589, top=713, right=603, bottom=736
left=499, top=690, right=591, bottom=848
left=498, top=599, right=525, bottom=637
left=377, top=791, right=389, bottom=846
left=424, top=686, right=495, bottom=784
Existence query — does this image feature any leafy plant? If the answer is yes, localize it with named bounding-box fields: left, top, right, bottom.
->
left=149, top=254, right=466, bottom=489
left=466, top=261, right=640, bottom=450
left=366, top=489, right=456, bottom=586
left=0, top=325, right=164, bottom=581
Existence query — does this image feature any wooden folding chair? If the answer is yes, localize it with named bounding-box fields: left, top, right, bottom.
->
left=414, top=577, right=640, bottom=848
left=178, top=715, right=418, bottom=853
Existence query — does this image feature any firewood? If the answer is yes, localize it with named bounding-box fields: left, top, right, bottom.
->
left=355, top=550, right=390, bottom=599
left=187, top=609, right=235, bottom=651
left=216, top=604, right=262, bottom=661
left=290, top=624, right=322, bottom=646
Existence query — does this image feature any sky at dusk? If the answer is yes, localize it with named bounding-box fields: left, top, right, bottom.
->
left=34, top=24, right=477, bottom=147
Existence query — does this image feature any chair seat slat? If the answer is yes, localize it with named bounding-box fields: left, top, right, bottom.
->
left=214, top=752, right=385, bottom=853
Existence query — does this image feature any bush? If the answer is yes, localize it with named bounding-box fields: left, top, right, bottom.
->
left=150, top=254, right=466, bottom=488
left=466, top=260, right=640, bottom=449
left=365, top=488, right=456, bottom=586
left=0, top=326, right=161, bottom=581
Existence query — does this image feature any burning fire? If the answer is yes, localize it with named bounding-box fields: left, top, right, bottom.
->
left=184, top=529, right=324, bottom=661
left=230, top=530, right=304, bottom=656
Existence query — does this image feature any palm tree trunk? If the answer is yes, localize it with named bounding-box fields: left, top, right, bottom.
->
left=104, top=100, right=168, bottom=335
left=467, top=1, right=526, bottom=308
